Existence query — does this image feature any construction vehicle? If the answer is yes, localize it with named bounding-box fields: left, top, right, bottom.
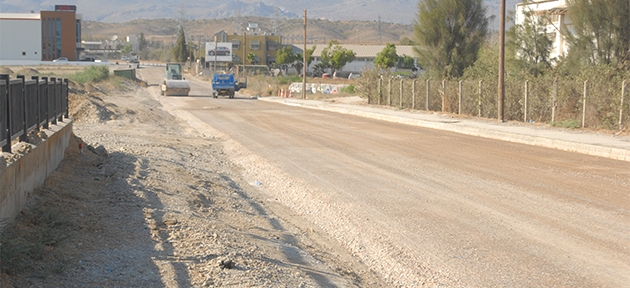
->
left=211, top=73, right=246, bottom=98
left=160, top=63, right=190, bottom=96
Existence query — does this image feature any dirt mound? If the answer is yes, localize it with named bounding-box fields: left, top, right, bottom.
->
left=0, top=67, right=14, bottom=75
left=12, top=67, right=40, bottom=76
left=68, top=83, right=118, bottom=123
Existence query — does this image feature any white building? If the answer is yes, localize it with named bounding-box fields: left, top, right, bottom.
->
left=514, top=0, right=572, bottom=61
left=0, top=13, right=42, bottom=61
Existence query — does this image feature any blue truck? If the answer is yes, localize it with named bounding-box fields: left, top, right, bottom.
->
left=211, top=74, right=246, bottom=99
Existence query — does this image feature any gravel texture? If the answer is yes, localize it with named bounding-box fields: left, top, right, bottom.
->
left=0, top=79, right=383, bottom=287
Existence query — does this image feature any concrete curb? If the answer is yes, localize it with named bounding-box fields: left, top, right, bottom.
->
left=258, top=97, right=630, bottom=162
left=0, top=120, right=73, bottom=222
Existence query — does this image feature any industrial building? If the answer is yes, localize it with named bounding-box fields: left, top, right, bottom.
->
left=0, top=5, right=82, bottom=61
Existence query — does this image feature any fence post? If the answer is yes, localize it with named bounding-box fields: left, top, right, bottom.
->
left=426, top=80, right=431, bottom=111
left=552, top=79, right=558, bottom=123
left=524, top=80, right=529, bottom=123
left=1, top=74, right=10, bottom=153
left=17, top=75, right=27, bottom=143
left=51, top=77, right=57, bottom=125
left=42, top=77, right=49, bottom=129
left=582, top=80, right=588, bottom=128
left=620, top=80, right=626, bottom=131
left=458, top=80, right=463, bottom=114
left=442, top=79, right=447, bottom=112
left=478, top=80, right=483, bottom=117
left=399, top=79, right=403, bottom=109
left=388, top=78, right=392, bottom=107
left=412, top=79, right=416, bottom=110
left=32, top=76, right=40, bottom=130
left=64, top=78, right=69, bottom=118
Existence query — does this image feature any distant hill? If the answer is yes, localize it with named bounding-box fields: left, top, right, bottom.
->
left=2, top=0, right=521, bottom=28
left=81, top=17, right=416, bottom=46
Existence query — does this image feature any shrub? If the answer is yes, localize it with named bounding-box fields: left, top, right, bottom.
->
left=70, top=66, right=110, bottom=84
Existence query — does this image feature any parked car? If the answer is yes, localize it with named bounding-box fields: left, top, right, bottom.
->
left=80, top=57, right=95, bottom=62
left=208, top=46, right=231, bottom=56
left=53, top=57, right=68, bottom=62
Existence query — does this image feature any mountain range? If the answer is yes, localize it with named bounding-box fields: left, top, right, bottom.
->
left=1, top=0, right=521, bottom=27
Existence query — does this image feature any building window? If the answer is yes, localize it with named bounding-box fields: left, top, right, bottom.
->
left=250, top=41, right=260, bottom=50
left=56, top=18, right=62, bottom=58
left=76, top=20, right=81, bottom=43
left=267, top=41, right=278, bottom=51
left=22, top=51, right=26, bottom=56
left=232, top=40, right=240, bottom=50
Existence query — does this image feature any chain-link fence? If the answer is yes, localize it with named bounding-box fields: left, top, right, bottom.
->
left=360, top=74, right=628, bottom=131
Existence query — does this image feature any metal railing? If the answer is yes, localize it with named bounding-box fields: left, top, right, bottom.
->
left=1, top=74, right=69, bottom=153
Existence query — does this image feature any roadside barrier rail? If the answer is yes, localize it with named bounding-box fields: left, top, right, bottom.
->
left=0, top=74, right=69, bottom=153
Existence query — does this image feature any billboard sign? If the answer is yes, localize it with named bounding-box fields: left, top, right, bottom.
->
left=206, top=42, right=232, bottom=62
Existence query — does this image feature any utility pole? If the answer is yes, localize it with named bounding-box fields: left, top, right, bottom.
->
left=243, top=32, right=247, bottom=77
left=302, top=9, right=307, bottom=99
left=213, top=35, right=217, bottom=74
left=498, top=0, right=506, bottom=122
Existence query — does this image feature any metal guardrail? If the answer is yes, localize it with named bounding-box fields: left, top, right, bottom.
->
left=0, top=74, right=69, bottom=153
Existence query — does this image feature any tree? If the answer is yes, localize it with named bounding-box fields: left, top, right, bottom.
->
left=321, top=41, right=356, bottom=74
left=399, top=37, right=415, bottom=45
left=397, top=55, right=417, bottom=70
left=121, top=43, right=133, bottom=55
left=139, top=32, right=148, bottom=52
left=276, top=46, right=296, bottom=73
left=374, top=43, right=399, bottom=70
left=565, top=0, right=630, bottom=68
left=305, top=45, right=316, bottom=68
left=172, top=27, right=188, bottom=63
left=413, top=0, right=490, bottom=78
left=247, top=52, right=256, bottom=65
left=507, top=1, right=553, bottom=77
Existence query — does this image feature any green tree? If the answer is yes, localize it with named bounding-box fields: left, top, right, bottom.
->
left=276, top=46, right=295, bottom=73
left=399, top=37, right=415, bottom=45
left=321, top=41, right=356, bottom=74
left=139, top=32, right=148, bottom=52
left=172, top=27, right=188, bottom=63
left=565, top=0, right=630, bottom=68
left=305, top=45, right=316, bottom=68
left=374, top=43, right=399, bottom=70
left=247, top=52, right=256, bottom=65
left=121, top=43, right=133, bottom=55
left=413, top=0, right=490, bottom=78
left=397, top=55, right=417, bottom=70
left=507, top=1, right=553, bottom=76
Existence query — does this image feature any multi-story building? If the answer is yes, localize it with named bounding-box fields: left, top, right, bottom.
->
left=213, top=30, right=282, bottom=66
left=514, top=0, right=571, bottom=61
left=0, top=5, right=82, bottom=61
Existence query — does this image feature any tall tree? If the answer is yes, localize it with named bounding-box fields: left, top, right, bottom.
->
left=507, top=1, right=553, bottom=77
left=413, top=0, right=490, bottom=78
left=321, top=41, right=356, bottom=74
left=276, top=46, right=295, bottom=74
left=172, top=27, right=188, bottom=63
left=305, top=45, right=316, bottom=68
left=565, top=0, right=630, bottom=67
left=374, top=43, right=399, bottom=70
left=139, top=32, right=148, bottom=52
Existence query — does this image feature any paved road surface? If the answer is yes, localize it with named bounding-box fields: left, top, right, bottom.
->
left=140, top=67, right=630, bottom=287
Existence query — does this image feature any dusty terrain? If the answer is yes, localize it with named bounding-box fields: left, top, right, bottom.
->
left=0, top=78, right=383, bottom=287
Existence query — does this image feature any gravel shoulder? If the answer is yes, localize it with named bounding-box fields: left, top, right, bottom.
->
left=1, top=78, right=384, bottom=287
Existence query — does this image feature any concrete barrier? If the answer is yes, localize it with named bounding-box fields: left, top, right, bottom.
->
left=0, top=120, right=73, bottom=222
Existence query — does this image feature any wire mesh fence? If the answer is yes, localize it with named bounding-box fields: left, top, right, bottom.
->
left=361, top=75, right=628, bottom=131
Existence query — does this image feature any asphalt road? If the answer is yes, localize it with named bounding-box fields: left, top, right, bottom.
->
left=140, top=67, right=630, bottom=287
